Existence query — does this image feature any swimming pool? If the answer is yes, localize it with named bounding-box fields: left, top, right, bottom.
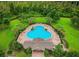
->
left=26, top=26, right=52, bottom=40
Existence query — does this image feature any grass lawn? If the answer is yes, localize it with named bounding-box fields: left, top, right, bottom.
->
left=29, top=17, right=48, bottom=23
left=0, top=20, right=27, bottom=50
left=16, top=51, right=31, bottom=57
left=0, top=29, right=14, bottom=49
left=53, top=17, right=79, bottom=52
left=10, top=20, right=27, bottom=31
left=0, top=19, right=30, bottom=56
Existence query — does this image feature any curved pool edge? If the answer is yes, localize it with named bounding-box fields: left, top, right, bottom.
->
left=17, top=24, right=61, bottom=46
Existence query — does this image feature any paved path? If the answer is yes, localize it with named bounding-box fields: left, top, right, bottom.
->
left=32, top=50, right=44, bottom=57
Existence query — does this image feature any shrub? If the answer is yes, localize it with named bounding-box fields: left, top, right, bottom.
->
left=0, top=24, right=9, bottom=31
left=47, top=9, right=60, bottom=23
left=9, top=3, right=19, bottom=15
left=52, top=44, right=65, bottom=57
left=7, top=49, right=12, bottom=55
left=65, top=51, right=79, bottom=57
left=44, top=49, right=52, bottom=57
left=9, top=40, right=23, bottom=51
left=24, top=48, right=32, bottom=56
left=71, top=16, right=79, bottom=28
left=44, top=44, right=66, bottom=57
left=14, top=41, right=23, bottom=51
left=0, top=49, right=5, bottom=57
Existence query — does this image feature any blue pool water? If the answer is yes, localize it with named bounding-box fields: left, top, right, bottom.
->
left=26, top=26, right=52, bottom=40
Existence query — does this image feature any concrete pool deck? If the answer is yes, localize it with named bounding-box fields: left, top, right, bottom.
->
left=17, top=24, right=61, bottom=49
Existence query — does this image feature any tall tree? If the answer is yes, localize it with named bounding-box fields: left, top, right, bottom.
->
left=71, top=16, right=79, bottom=28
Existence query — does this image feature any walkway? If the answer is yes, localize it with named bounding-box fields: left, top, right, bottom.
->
left=32, top=50, right=44, bottom=57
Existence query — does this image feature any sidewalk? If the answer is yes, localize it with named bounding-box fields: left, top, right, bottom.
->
left=32, top=50, right=44, bottom=57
